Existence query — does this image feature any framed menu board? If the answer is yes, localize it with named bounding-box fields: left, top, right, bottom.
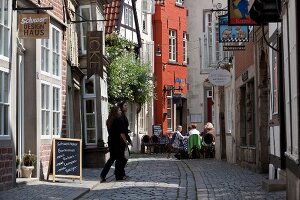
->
left=47, top=138, right=82, bottom=183
left=153, top=124, right=162, bottom=136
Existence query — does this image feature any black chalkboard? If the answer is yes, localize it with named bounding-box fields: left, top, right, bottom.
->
left=47, top=138, right=82, bottom=183
left=152, top=124, right=162, bottom=136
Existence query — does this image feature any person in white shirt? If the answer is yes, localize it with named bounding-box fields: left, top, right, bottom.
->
left=188, top=124, right=201, bottom=135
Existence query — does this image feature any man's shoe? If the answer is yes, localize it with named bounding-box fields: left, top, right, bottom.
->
left=100, top=176, right=106, bottom=183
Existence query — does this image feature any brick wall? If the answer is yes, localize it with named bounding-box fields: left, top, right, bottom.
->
left=153, top=2, right=187, bottom=133
left=234, top=37, right=255, bottom=79
left=40, top=144, right=52, bottom=180
left=0, top=146, right=14, bottom=191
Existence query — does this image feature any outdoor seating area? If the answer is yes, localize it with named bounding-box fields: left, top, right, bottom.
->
left=141, top=135, right=170, bottom=154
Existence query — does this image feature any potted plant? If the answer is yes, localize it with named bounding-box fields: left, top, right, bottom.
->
left=21, top=151, right=36, bottom=178
left=16, top=156, right=20, bottom=177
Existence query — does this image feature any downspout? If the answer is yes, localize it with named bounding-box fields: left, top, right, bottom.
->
left=132, top=0, right=142, bottom=151
left=296, top=0, right=300, bottom=158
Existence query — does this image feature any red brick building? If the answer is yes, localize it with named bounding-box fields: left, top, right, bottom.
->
left=153, top=0, right=188, bottom=134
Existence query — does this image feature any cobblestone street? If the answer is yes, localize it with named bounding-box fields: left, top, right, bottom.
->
left=0, top=154, right=286, bottom=200
left=79, top=155, right=285, bottom=200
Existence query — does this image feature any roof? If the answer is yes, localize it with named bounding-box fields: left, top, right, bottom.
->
left=104, top=0, right=122, bottom=34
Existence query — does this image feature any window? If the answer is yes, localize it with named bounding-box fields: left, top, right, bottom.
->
left=124, top=6, right=133, bottom=28
left=52, top=87, right=60, bottom=135
left=176, top=0, right=183, bottom=6
left=167, top=87, right=173, bottom=130
left=169, top=30, right=177, bottom=62
left=84, top=99, right=96, bottom=144
left=0, top=70, right=9, bottom=136
left=139, top=105, right=146, bottom=130
left=271, top=46, right=278, bottom=114
left=80, top=6, right=92, bottom=54
left=142, top=13, right=147, bottom=33
left=0, top=0, right=11, bottom=59
left=41, top=26, right=61, bottom=77
left=202, top=11, right=228, bottom=70
left=83, top=76, right=97, bottom=145
left=41, top=83, right=61, bottom=138
left=142, top=0, right=154, bottom=14
left=240, top=80, right=255, bottom=146
left=183, top=32, right=187, bottom=63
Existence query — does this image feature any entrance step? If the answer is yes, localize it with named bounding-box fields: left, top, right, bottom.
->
left=262, top=179, right=286, bottom=192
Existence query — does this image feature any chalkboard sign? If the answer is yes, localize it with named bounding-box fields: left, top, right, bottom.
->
left=47, top=138, right=82, bottom=183
left=153, top=124, right=162, bottom=136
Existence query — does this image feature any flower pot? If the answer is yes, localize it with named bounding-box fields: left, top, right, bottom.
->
left=21, top=166, right=34, bottom=178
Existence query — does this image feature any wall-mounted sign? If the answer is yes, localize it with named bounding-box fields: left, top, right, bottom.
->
left=223, top=45, right=246, bottom=51
left=87, top=31, right=103, bottom=79
left=219, top=15, right=249, bottom=43
left=208, top=68, right=232, bottom=86
left=18, top=13, right=50, bottom=39
left=228, top=0, right=256, bottom=25
left=190, top=114, right=202, bottom=123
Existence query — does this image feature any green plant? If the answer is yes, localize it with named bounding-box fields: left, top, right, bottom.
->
left=22, top=153, right=36, bottom=166
left=16, top=156, right=20, bottom=168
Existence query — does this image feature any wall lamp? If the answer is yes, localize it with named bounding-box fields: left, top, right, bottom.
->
left=155, top=44, right=162, bottom=57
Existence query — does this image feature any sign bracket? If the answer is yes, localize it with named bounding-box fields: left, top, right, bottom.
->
left=13, top=0, right=53, bottom=10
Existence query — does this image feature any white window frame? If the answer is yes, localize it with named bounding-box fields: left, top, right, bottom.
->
left=41, top=25, right=62, bottom=79
left=202, top=11, right=229, bottom=70
left=79, top=5, right=92, bottom=54
left=169, top=29, right=177, bottom=62
left=40, top=81, right=61, bottom=139
left=83, top=76, right=97, bottom=145
left=270, top=43, right=279, bottom=114
left=183, top=32, right=187, bottom=63
left=176, top=0, right=183, bottom=6
left=83, top=75, right=96, bottom=97
left=84, top=98, right=97, bottom=145
left=0, top=67, right=10, bottom=139
left=52, top=86, right=61, bottom=136
left=0, top=0, right=11, bottom=61
left=139, top=105, right=146, bottom=130
left=167, top=89, right=173, bottom=131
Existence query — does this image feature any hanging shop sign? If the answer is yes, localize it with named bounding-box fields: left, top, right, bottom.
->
left=219, top=14, right=249, bottom=43
left=18, top=13, right=50, bottom=39
left=208, top=68, right=232, bottom=86
left=228, top=0, right=256, bottom=25
left=223, top=45, right=246, bottom=51
left=87, top=31, right=103, bottom=79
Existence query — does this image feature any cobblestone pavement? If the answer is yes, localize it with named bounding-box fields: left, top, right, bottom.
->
left=78, top=155, right=286, bottom=200
left=0, top=154, right=286, bottom=200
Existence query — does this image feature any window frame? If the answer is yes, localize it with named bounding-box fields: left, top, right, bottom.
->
left=41, top=24, right=62, bottom=79
left=83, top=98, right=97, bottom=145
left=0, top=67, right=10, bottom=139
left=183, top=32, right=187, bottom=64
left=0, top=0, right=11, bottom=61
left=40, top=81, right=61, bottom=139
left=270, top=43, right=279, bottom=114
left=166, top=87, right=173, bottom=131
left=169, top=29, right=177, bottom=62
left=79, top=5, right=92, bottom=54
